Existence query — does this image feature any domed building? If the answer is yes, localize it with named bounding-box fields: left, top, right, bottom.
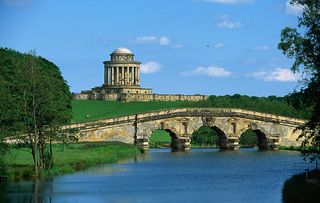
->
left=74, top=48, right=208, bottom=102
left=101, top=47, right=153, bottom=99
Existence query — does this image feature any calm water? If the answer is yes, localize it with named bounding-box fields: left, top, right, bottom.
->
left=1, top=149, right=310, bottom=203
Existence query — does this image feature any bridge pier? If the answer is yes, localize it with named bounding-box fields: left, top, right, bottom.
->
left=171, top=137, right=191, bottom=152
left=135, top=137, right=191, bottom=152
left=268, top=137, right=280, bottom=150
left=219, top=137, right=240, bottom=150
left=136, top=138, right=149, bottom=152
left=257, top=136, right=280, bottom=150
left=227, top=137, right=240, bottom=150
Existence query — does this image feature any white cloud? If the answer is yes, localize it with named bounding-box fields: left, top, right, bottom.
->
left=285, top=0, right=303, bottom=15
left=133, top=36, right=170, bottom=46
left=217, top=20, right=242, bottom=29
left=252, top=45, right=270, bottom=51
left=159, top=37, right=170, bottom=46
left=213, top=43, right=225, bottom=48
left=202, top=0, right=254, bottom=5
left=247, top=68, right=299, bottom=82
left=182, top=66, right=232, bottom=77
left=133, top=36, right=157, bottom=44
left=140, top=61, right=162, bottom=74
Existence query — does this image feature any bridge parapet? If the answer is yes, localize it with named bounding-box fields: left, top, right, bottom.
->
left=65, top=108, right=306, bottom=131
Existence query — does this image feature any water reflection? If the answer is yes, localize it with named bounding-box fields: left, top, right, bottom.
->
left=1, top=179, right=49, bottom=203
left=1, top=149, right=306, bottom=203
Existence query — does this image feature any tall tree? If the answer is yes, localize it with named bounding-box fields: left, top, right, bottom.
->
left=0, top=48, right=73, bottom=174
left=278, top=0, right=320, bottom=161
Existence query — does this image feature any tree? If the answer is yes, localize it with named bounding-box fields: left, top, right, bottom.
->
left=0, top=48, right=73, bottom=175
left=191, top=127, right=219, bottom=147
left=0, top=73, right=18, bottom=182
left=278, top=0, right=320, bottom=162
left=240, top=130, right=257, bottom=147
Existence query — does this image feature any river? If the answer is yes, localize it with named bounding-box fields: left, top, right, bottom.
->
left=0, top=148, right=311, bottom=203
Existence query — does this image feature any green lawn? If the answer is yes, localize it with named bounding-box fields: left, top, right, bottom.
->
left=149, top=130, right=171, bottom=143
left=4, top=142, right=139, bottom=181
left=149, top=130, right=172, bottom=148
left=71, top=100, right=195, bottom=123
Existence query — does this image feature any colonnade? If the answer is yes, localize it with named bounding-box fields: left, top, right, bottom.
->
left=105, top=66, right=140, bottom=86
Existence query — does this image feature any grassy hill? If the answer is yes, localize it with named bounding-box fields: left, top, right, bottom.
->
left=71, top=100, right=195, bottom=123
left=71, top=94, right=311, bottom=123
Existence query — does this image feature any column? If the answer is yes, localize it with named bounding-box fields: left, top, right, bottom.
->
left=133, top=67, right=136, bottom=86
left=127, top=67, right=130, bottom=86
left=119, top=67, right=121, bottom=85
left=122, top=67, right=125, bottom=86
left=121, top=67, right=124, bottom=86
left=129, top=67, right=132, bottom=86
left=129, top=67, right=131, bottom=86
left=137, top=67, right=140, bottom=86
left=124, top=67, right=128, bottom=86
left=111, top=67, right=114, bottom=86
left=106, top=67, right=109, bottom=85
left=105, top=66, right=108, bottom=86
left=109, top=67, right=112, bottom=85
left=114, top=66, right=119, bottom=85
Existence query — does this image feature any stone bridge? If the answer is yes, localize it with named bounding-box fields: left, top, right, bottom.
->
left=66, top=108, right=306, bottom=151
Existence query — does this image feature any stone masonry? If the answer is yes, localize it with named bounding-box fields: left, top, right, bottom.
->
left=64, top=108, right=306, bottom=151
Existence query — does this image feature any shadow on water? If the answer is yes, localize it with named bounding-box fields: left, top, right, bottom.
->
left=1, top=179, right=52, bottom=203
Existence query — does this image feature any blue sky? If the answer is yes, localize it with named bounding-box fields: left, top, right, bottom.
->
left=0, top=0, right=304, bottom=96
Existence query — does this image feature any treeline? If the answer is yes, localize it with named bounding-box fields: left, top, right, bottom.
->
left=184, top=94, right=311, bottom=120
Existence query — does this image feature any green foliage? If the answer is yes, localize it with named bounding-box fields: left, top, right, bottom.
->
left=279, top=146, right=301, bottom=151
left=282, top=170, right=320, bottom=203
left=191, top=127, right=219, bottom=147
left=205, top=95, right=311, bottom=119
left=0, top=47, right=73, bottom=173
left=240, top=130, right=258, bottom=147
left=149, top=130, right=171, bottom=148
left=0, top=47, right=72, bottom=126
left=4, top=142, right=139, bottom=181
left=278, top=0, right=320, bottom=162
left=0, top=142, right=9, bottom=182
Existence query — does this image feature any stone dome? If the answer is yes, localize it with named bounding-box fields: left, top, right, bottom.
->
left=112, top=47, right=132, bottom=54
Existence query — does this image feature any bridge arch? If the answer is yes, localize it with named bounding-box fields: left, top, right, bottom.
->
left=239, top=124, right=279, bottom=150
left=136, top=124, right=191, bottom=152
left=210, top=126, right=228, bottom=149
left=239, top=129, right=269, bottom=150
left=191, top=125, right=228, bottom=150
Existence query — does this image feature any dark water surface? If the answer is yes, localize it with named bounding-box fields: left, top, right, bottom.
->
left=1, top=149, right=308, bottom=203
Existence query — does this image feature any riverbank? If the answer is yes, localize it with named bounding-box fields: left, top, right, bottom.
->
left=3, top=142, right=140, bottom=181
left=282, top=169, right=320, bottom=203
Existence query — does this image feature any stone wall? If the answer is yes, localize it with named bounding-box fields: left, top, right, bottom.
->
left=73, top=91, right=208, bottom=102
left=100, top=87, right=153, bottom=94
